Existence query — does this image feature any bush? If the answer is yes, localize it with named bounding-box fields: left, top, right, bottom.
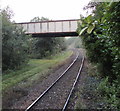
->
left=78, top=2, right=120, bottom=80
left=98, top=77, right=120, bottom=109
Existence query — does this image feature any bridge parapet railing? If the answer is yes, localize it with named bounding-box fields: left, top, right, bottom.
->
left=18, top=19, right=79, bottom=34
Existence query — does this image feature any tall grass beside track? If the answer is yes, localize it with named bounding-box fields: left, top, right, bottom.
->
left=2, top=51, right=73, bottom=91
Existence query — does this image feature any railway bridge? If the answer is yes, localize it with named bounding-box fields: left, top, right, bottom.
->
left=17, top=19, right=79, bottom=37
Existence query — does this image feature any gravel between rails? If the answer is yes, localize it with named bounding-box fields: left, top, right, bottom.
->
left=29, top=52, right=83, bottom=110
left=64, top=49, right=86, bottom=110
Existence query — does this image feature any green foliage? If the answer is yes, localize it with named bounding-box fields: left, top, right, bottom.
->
left=31, top=37, right=66, bottom=59
left=2, top=8, right=30, bottom=71
left=2, top=51, right=73, bottom=91
left=30, top=16, right=49, bottom=22
left=79, top=27, right=88, bottom=35
left=78, top=15, right=96, bottom=35
left=78, top=2, right=120, bottom=79
left=98, top=77, right=120, bottom=109
left=77, top=2, right=120, bottom=108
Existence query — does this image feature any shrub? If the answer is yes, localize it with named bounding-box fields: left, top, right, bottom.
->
left=98, top=77, right=119, bottom=109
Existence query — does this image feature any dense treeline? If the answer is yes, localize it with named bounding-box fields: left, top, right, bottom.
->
left=2, top=8, right=30, bottom=71
left=77, top=2, right=120, bottom=108
left=2, top=8, right=66, bottom=72
left=31, top=37, right=66, bottom=59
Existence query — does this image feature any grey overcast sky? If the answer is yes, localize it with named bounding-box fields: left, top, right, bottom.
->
left=1, top=0, right=91, bottom=22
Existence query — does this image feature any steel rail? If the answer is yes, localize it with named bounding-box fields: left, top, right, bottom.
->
left=62, top=56, right=85, bottom=111
left=25, top=53, right=79, bottom=111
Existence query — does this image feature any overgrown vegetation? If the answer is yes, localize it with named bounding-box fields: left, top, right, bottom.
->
left=2, top=51, right=73, bottom=91
left=2, top=7, right=30, bottom=71
left=77, top=2, right=120, bottom=109
left=31, top=37, right=66, bottom=59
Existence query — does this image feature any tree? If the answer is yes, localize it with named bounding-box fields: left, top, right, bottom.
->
left=2, top=7, right=30, bottom=71
left=30, top=16, right=49, bottom=22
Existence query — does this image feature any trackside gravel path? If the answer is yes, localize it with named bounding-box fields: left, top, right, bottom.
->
left=29, top=52, right=83, bottom=110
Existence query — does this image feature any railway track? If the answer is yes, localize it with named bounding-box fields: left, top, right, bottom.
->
left=25, top=52, right=84, bottom=111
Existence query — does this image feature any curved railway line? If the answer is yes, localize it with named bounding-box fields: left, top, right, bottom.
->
left=25, top=51, right=84, bottom=111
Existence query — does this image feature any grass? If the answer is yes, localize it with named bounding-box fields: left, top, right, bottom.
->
left=2, top=50, right=73, bottom=91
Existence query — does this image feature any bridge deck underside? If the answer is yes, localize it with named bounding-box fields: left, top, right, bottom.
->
left=30, top=32, right=78, bottom=37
